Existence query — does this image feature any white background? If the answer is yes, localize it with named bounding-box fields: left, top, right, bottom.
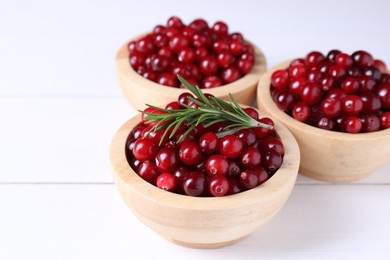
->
left=1, top=0, right=390, bottom=259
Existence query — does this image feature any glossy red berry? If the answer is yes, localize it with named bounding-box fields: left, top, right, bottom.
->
left=375, top=83, right=390, bottom=109
left=341, top=77, right=359, bottom=94
left=156, top=173, right=177, bottom=192
left=167, top=16, right=184, bottom=29
left=237, top=57, right=254, bottom=74
left=178, top=47, right=195, bottom=64
left=274, top=89, right=295, bottom=111
left=202, top=76, right=223, bottom=89
left=345, top=116, right=362, bottom=133
left=155, top=148, right=180, bottom=173
left=206, top=154, right=229, bottom=175
left=230, top=40, right=245, bottom=55
left=218, top=135, right=244, bottom=158
left=236, top=129, right=256, bottom=147
left=292, top=102, right=311, bottom=122
left=360, top=114, right=380, bottom=132
left=221, top=67, right=241, bottom=84
left=243, top=107, right=259, bottom=120
left=226, top=159, right=241, bottom=178
left=258, top=137, right=285, bottom=156
left=271, top=70, right=289, bottom=89
left=374, top=59, right=387, bottom=73
left=217, top=52, right=234, bottom=68
left=199, top=132, right=218, bottom=154
left=212, top=21, right=228, bottom=36
left=341, top=95, right=363, bottom=116
left=199, top=57, right=218, bottom=76
left=352, top=50, right=374, bottom=68
left=254, top=167, right=269, bottom=185
left=306, top=51, right=325, bottom=68
left=173, top=167, right=190, bottom=194
left=133, top=138, right=158, bottom=162
left=158, top=73, right=178, bottom=87
left=253, top=118, right=274, bottom=138
left=239, top=170, right=258, bottom=189
left=129, top=52, right=145, bottom=70
left=240, top=147, right=261, bottom=168
left=189, top=19, right=208, bottom=32
left=360, top=92, right=381, bottom=113
left=179, top=141, right=202, bottom=165
left=335, top=53, right=353, bottom=68
left=138, top=161, right=160, bottom=185
left=262, top=151, right=283, bottom=172
left=380, top=112, right=390, bottom=129
left=208, top=175, right=229, bottom=197
left=183, top=172, right=206, bottom=196
left=300, top=82, right=322, bottom=105
left=321, top=97, right=341, bottom=118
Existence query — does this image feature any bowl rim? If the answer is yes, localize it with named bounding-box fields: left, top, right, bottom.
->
left=257, top=59, right=390, bottom=141
left=110, top=109, right=300, bottom=212
left=115, top=33, right=267, bottom=95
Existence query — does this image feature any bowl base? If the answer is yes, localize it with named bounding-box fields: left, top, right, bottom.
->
left=161, top=235, right=247, bottom=249
left=299, top=167, right=372, bottom=182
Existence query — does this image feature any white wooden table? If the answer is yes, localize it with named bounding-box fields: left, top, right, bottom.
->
left=1, top=1, right=389, bottom=259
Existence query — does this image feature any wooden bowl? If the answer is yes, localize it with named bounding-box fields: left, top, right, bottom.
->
left=257, top=60, right=390, bottom=182
left=115, top=35, right=267, bottom=110
left=110, top=111, right=300, bottom=249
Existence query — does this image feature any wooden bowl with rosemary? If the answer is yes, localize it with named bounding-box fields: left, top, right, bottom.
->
left=115, top=35, right=267, bottom=110
left=257, top=60, right=390, bottom=182
left=110, top=77, right=300, bottom=248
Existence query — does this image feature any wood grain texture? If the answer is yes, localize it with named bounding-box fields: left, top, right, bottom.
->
left=257, top=60, right=390, bottom=182
left=115, top=35, right=267, bottom=110
left=109, top=111, right=300, bottom=248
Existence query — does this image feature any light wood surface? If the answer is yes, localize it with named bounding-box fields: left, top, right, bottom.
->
left=115, top=35, right=267, bottom=110
left=257, top=60, right=390, bottom=182
left=109, top=110, right=300, bottom=248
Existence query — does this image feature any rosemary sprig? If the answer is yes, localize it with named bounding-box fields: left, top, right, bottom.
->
left=140, top=75, right=273, bottom=146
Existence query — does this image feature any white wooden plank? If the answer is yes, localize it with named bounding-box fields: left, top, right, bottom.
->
left=1, top=184, right=389, bottom=259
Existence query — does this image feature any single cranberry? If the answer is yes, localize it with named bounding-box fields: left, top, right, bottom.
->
left=169, top=35, right=190, bottom=52
left=128, top=41, right=137, bottom=54
left=230, top=32, right=243, bottom=41
left=341, top=95, right=363, bottom=116
left=230, top=40, right=245, bottom=55
left=227, top=178, right=245, bottom=195
left=326, top=88, right=347, bottom=100
left=212, top=122, right=229, bottom=133
left=241, top=52, right=255, bottom=63
left=218, top=135, right=244, bottom=159
left=240, top=147, right=261, bottom=169
left=155, top=148, right=180, bottom=173
left=151, top=55, right=170, bottom=72
left=217, top=52, right=234, bottom=68
left=341, top=77, right=359, bottom=94
left=243, top=107, right=259, bottom=120
left=179, top=142, right=202, bottom=166
left=326, top=49, right=342, bottom=61
left=213, top=40, right=229, bottom=53
left=129, top=52, right=145, bottom=70
left=192, top=33, right=208, bottom=48
left=199, top=57, right=218, bottom=76
left=300, top=82, right=323, bottom=105
left=360, top=92, right=382, bottom=113
left=153, top=33, right=168, bottom=48
left=352, top=50, right=374, bottom=68
left=177, top=47, right=195, bottom=64
left=360, top=114, right=380, bottom=133
left=258, top=137, right=285, bottom=156
left=206, top=154, right=228, bottom=176
left=335, top=115, right=347, bottom=132
left=212, top=21, right=228, bottom=36
left=126, top=138, right=137, bottom=157
left=199, top=132, right=218, bottom=154
left=320, top=77, right=335, bottom=92
left=236, top=129, right=256, bottom=146
left=138, top=161, right=160, bottom=185
left=292, top=102, right=311, bottom=122
left=305, top=51, right=325, bottom=68
left=178, top=92, right=194, bottom=106
left=208, top=175, right=229, bottom=197
left=363, top=66, right=382, bottom=82
left=253, top=167, right=269, bottom=185
left=381, top=74, right=390, bottom=84
left=202, top=76, right=223, bottom=89
left=321, top=97, right=342, bottom=118
left=374, top=59, right=387, bottom=73
left=186, top=63, right=202, bottom=80
left=335, top=53, right=353, bottom=68
left=328, top=65, right=346, bottom=81
left=221, top=67, right=241, bottom=84
left=142, top=70, right=159, bottom=82
left=344, top=116, right=362, bottom=133
left=346, top=67, right=362, bottom=77
left=290, top=58, right=305, bottom=67
left=289, top=78, right=307, bottom=96
left=158, top=73, right=178, bottom=87
left=129, top=157, right=142, bottom=172
left=317, top=117, right=335, bottom=131
left=237, top=57, right=254, bottom=74
left=262, top=151, right=283, bottom=172
left=357, top=76, right=376, bottom=93
left=189, top=19, right=208, bottom=32
left=271, top=70, right=289, bottom=89
left=253, top=118, right=274, bottom=138
left=194, top=47, right=209, bottom=61
left=182, top=26, right=196, bottom=39
left=317, top=60, right=333, bottom=74
left=376, top=83, right=390, bottom=108
left=141, top=107, right=155, bottom=123
left=165, top=101, right=182, bottom=110
left=133, top=138, right=158, bottom=162
left=239, top=170, right=258, bottom=189
left=274, top=89, right=295, bottom=111
left=156, top=173, right=177, bottom=192
left=173, top=167, right=190, bottom=194
left=158, top=46, right=174, bottom=59
left=165, top=27, right=180, bottom=39
left=307, top=70, right=322, bottom=83
left=167, top=16, right=184, bottom=29
left=289, top=64, right=307, bottom=79
left=130, top=125, right=146, bottom=139
left=183, top=172, right=206, bottom=196
left=380, top=112, right=390, bottom=129
left=136, top=37, right=155, bottom=54
left=142, top=127, right=169, bottom=146
left=226, top=159, right=241, bottom=178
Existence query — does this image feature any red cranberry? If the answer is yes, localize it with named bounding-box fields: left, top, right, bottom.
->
left=352, top=50, right=374, bottom=68
left=218, top=135, right=244, bottom=159
left=169, top=35, right=190, bottom=52
left=138, top=161, right=160, bottom=185
left=208, top=175, right=229, bottom=197
left=183, top=172, right=206, bottom=196
left=237, top=57, right=254, bottom=74
left=258, top=137, right=285, bottom=156
left=341, top=95, right=363, bottom=116
left=380, top=112, right=390, bottom=129
left=227, top=178, right=244, bottom=195
left=189, top=19, right=208, bottom=32
left=165, top=101, right=183, bottom=110
left=360, top=114, right=380, bottom=132
left=158, top=73, right=178, bottom=87
left=307, top=70, right=322, bottom=83
left=326, top=88, right=347, bottom=100
left=300, top=82, right=322, bottom=105
left=236, top=129, right=256, bottom=147
left=317, top=117, right=335, bottom=131
left=374, top=59, right=387, bottom=73
left=289, top=64, right=307, bottom=79
left=230, top=40, right=245, bottom=56
left=192, top=33, right=208, bottom=48
left=221, top=67, right=241, bottom=84
left=171, top=64, right=191, bottom=79
left=328, top=65, right=346, bottom=81
left=186, top=63, right=202, bottom=80
left=274, top=89, right=295, bottom=111
left=360, top=92, right=382, bottom=113
left=239, top=170, right=258, bottom=189
left=173, top=167, right=190, bottom=194
left=321, top=97, right=342, bottom=118
left=357, top=76, right=376, bottom=93
left=133, top=138, right=158, bottom=162
left=165, top=27, right=180, bottom=39
left=202, top=76, right=223, bottom=89
left=262, top=151, right=283, bottom=172
left=156, top=173, right=177, bottom=192
left=206, top=154, right=228, bottom=175
left=345, top=116, right=362, bottom=133
left=292, top=102, right=311, bottom=122
left=129, top=52, right=145, bottom=70
left=381, top=74, right=390, bottom=84
left=363, top=66, right=382, bottom=82
left=151, top=55, right=170, bottom=72
left=253, top=118, right=274, bottom=138
left=199, top=132, right=218, bottom=154
left=306, top=51, right=325, bottom=68
left=213, top=40, right=229, bottom=53
left=240, top=147, right=261, bottom=168
left=226, top=159, right=241, bottom=178
left=153, top=33, right=169, bottom=48
left=158, top=46, right=174, bottom=59
left=128, top=41, right=137, bottom=54
left=254, top=167, right=269, bottom=185
left=212, top=21, right=228, bottom=36
left=335, top=53, right=353, bottom=68
left=243, top=107, right=259, bottom=120
left=289, top=78, right=307, bottom=96
left=142, top=70, right=159, bottom=82
left=182, top=27, right=196, bottom=39
left=320, top=77, right=335, bottom=92
left=341, top=77, right=359, bottom=94
left=136, top=37, right=155, bottom=54
left=376, top=83, right=390, bottom=109
left=271, top=70, right=289, bottom=89
left=167, top=16, right=184, bottom=29
left=179, top=141, right=202, bottom=166
left=155, top=148, right=180, bottom=173
left=178, top=92, right=194, bottom=106
left=217, top=52, right=234, bottom=68
left=346, top=67, right=362, bottom=77
left=326, top=49, right=341, bottom=61
left=199, top=57, right=218, bottom=76
left=129, top=157, right=141, bottom=172
left=178, top=47, right=195, bottom=64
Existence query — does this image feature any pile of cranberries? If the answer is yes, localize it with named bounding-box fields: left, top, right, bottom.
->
left=128, top=16, right=256, bottom=89
left=270, top=50, right=390, bottom=133
left=125, top=93, right=284, bottom=197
